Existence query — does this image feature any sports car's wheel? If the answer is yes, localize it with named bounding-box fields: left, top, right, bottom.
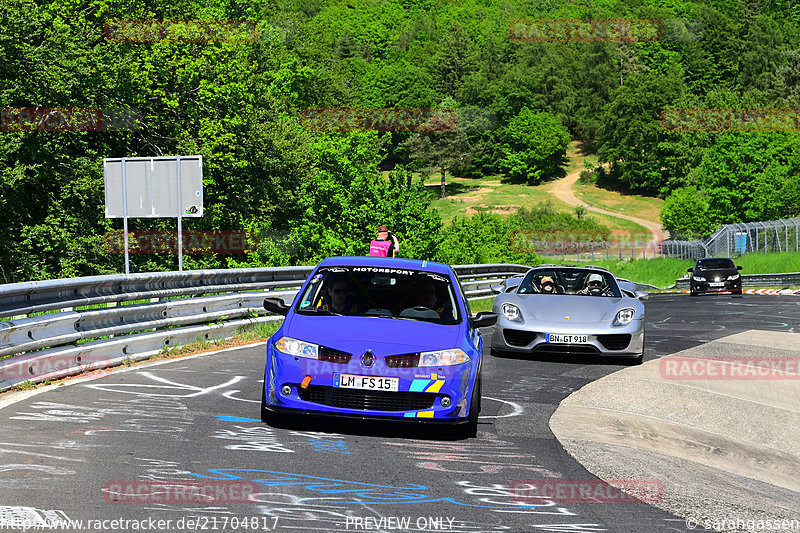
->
left=260, top=380, right=271, bottom=423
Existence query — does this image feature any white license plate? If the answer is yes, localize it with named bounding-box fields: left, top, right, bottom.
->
left=546, top=334, right=589, bottom=344
left=709, top=282, right=725, bottom=287
left=334, top=373, right=399, bottom=392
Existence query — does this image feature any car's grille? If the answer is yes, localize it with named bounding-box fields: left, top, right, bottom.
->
left=504, top=329, right=538, bottom=347
left=533, top=344, right=600, bottom=355
left=385, top=353, right=420, bottom=368
left=298, top=386, right=437, bottom=411
left=318, top=347, right=352, bottom=364
left=597, top=334, right=631, bottom=351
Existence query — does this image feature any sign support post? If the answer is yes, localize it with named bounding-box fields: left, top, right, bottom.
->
left=176, top=155, right=183, bottom=271
left=121, top=157, right=130, bottom=275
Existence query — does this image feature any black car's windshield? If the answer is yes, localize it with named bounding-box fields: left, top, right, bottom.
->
left=697, top=258, right=735, bottom=270
left=517, top=268, right=622, bottom=297
left=294, top=267, right=461, bottom=324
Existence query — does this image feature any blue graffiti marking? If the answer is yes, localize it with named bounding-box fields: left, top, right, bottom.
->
left=188, top=469, right=560, bottom=510
left=216, top=415, right=261, bottom=423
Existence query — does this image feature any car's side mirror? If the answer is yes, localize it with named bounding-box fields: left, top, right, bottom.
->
left=687, top=268, right=694, bottom=273
left=264, top=297, right=290, bottom=316
left=470, top=312, right=498, bottom=328
left=635, top=290, right=649, bottom=302
left=737, top=265, right=742, bottom=270
left=490, top=284, right=504, bottom=294
left=505, top=277, right=523, bottom=292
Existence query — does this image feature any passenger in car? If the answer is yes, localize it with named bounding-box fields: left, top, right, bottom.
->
left=402, top=279, right=446, bottom=317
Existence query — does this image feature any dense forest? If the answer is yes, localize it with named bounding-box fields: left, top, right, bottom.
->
left=1, top=0, right=799, bottom=282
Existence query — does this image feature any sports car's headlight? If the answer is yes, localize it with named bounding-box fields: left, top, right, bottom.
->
left=692, top=276, right=706, bottom=282
left=419, top=348, right=470, bottom=366
left=274, top=337, right=319, bottom=359
left=501, top=303, right=523, bottom=322
left=613, top=308, right=636, bottom=326
left=727, top=274, right=740, bottom=280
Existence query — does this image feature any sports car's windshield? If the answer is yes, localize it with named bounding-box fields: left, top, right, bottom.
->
left=696, top=258, right=735, bottom=270
left=294, top=266, right=462, bottom=324
left=517, top=268, right=622, bottom=297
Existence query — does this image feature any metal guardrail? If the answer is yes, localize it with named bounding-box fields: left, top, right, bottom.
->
left=674, top=272, right=800, bottom=290
left=0, top=263, right=530, bottom=392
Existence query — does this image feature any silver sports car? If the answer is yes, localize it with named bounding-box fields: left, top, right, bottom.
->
left=489, top=265, right=648, bottom=363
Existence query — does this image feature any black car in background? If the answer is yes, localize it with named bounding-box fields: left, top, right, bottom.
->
left=688, top=257, right=743, bottom=296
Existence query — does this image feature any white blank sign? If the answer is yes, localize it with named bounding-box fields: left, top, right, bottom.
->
left=104, top=156, right=203, bottom=218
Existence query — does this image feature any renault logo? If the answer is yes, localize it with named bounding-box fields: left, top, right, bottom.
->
left=362, top=351, right=375, bottom=367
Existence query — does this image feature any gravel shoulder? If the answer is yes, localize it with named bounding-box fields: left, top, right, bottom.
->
left=550, top=329, right=800, bottom=532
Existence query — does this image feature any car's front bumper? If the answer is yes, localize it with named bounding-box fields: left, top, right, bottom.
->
left=264, top=346, right=477, bottom=420
left=490, top=318, right=644, bottom=357
left=690, top=278, right=742, bottom=293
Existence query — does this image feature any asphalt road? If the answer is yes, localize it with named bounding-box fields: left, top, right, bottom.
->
left=1, top=294, right=797, bottom=533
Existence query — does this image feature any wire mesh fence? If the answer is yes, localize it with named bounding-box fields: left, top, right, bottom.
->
left=523, top=218, right=800, bottom=261
left=663, top=218, right=800, bottom=259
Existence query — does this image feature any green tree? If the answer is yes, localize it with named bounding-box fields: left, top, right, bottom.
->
left=660, top=187, right=716, bottom=238
left=402, top=99, right=474, bottom=199
left=499, top=108, right=570, bottom=183
left=596, top=67, right=685, bottom=195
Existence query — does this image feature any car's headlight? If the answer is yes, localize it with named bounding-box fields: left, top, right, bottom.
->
left=613, top=308, right=636, bottom=326
left=501, top=303, right=523, bottom=322
left=419, top=348, right=470, bottom=366
left=727, top=274, right=740, bottom=280
left=692, top=276, right=706, bottom=282
left=274, top=337, right=319, bottom=359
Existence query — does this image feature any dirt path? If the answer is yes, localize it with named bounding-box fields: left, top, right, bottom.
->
left=547, top=169, right=669, bottom=242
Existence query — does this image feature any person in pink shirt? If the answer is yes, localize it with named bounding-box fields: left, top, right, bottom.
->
left=369, top=224, right=400, bottom=257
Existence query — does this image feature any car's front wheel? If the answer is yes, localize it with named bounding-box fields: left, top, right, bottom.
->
left=461, top=378, right=480, bottom=439
left=260, top=371, right=280, bottom=425
left=260, top=380, right=271, bottom=423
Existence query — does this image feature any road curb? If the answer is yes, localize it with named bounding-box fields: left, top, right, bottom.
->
left=653, top=289, right=800, bottom=295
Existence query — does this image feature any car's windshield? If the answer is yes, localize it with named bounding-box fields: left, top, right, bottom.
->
left=697, top=258, right=735, bottom=270
left=294, top=266, right=461, bottom=324
left=517, top=268, right=622, bottom=297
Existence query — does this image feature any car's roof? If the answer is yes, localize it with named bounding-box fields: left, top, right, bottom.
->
left=317, top=256, right=453, bottom=275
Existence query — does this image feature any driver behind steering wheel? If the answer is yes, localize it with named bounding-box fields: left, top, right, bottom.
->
left=579, top=273, right=606, bottom=296
left=407, top=279, right=445, bottom=317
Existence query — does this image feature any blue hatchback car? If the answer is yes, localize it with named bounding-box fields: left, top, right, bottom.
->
left=261, top=257, right=497, bottom=437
